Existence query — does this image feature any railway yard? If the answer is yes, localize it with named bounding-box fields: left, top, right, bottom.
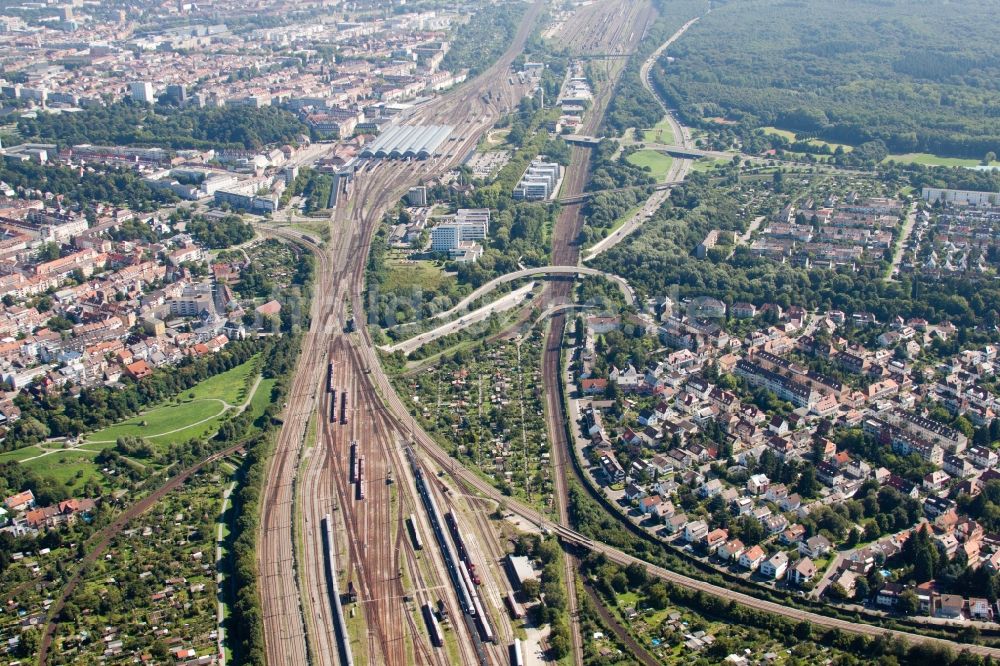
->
left=0, top=1, right=994, bottom=666
left=258, top=2, right=549, bottom=664
left=259, top=1, right=1000, bottom=665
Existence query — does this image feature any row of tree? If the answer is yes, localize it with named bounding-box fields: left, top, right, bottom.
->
left=18, top=103, right=307, bottom=151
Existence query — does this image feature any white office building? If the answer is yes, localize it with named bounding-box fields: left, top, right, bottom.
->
left=130, top=81, right=155, bottom=104
left=513, top=159, right=561, bottom=200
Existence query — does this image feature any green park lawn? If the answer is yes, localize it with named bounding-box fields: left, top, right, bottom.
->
left=691, top=156, right=730, bottom=173
left=626, top=149, right=674, bottom=181
left=81, top=358, right=259, bottom=448
left=642, top=116, right=676, bottom=144
left=384, top=256, right=449, bottom=292
left=761, top=126, right=853, bottom=153
left=82, top=399, right=228, bottom=448
left=21, top=449, right=105, bottom=491
left=884, top=152, right=999, bottom=168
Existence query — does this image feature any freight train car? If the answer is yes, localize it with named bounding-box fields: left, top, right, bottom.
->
left=408, top=514, right=424, bottom=550
left=422, top=603, right=443, bottom=648
left=322, top=514, right=354, bottom=666
left=505, top=591, right=525, bottom=620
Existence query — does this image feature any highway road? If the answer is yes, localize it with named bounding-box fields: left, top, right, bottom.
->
left=387, top=264, right=636, bottom=337
left=582, top=15, right=702, bottom=262
left=381, top=282, right=536, bottom=355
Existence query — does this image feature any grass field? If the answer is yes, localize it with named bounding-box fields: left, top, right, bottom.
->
left=761, top=126, right=796, bottom=140
left=0, top=446, right=47, bottom=462
left=384, top=256, right=449, bottom=292
left=81, top=359, right=259, bottom=448
left=761, top=126, right=853, bottom=153
left=626, top=149, right=674, bottom=181
left=21, top=449, right=104, bottom=491
left=642, top=116, right=676, bottom=144
left=691, top=156, right=731, bottom=173
left=247, top=377, right=279, bottom=424
left=83, top=399, right=228, bottom=447
left=884, top=152, right=1000, bottom=168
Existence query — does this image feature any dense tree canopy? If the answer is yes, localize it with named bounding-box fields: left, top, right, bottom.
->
left=18, top=103, right=307, bottom=151
left=654, top=0, right=1000, bottom=159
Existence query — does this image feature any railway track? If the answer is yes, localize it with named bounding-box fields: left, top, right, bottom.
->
left=261, top=5, right=549, bottom=664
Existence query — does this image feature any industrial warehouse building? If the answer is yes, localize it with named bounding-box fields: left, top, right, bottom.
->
left=361, top=124, right=453, bottom=160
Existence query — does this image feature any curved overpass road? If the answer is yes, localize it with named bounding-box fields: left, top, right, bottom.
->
left=441, top=265, right=636, bottom=315
left=381, top=282, right=536, bottom=355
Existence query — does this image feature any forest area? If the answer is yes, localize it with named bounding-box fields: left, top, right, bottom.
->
left=653, top=0, right=1000, bottom=160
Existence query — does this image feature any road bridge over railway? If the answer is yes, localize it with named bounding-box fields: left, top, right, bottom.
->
left=446, top=265, right=636, bottom=312
left=557, top=180, right=682, bottom=204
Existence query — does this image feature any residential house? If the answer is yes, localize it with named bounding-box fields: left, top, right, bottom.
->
left=747, top=473, right=770, bottom=495
left=781, top=524, right=806, bottom=545
left=739, top=545, right=766, bottom=571
left=760, top=551, right=789, bottom=579
left=876, top=582, right=905, bottom=608
left=684, top=520, right=709, bottom=543
left=703, top=528, right=729, bottom=554
left=787, top=557, right=817, bottom=586
left=718, top=539, right=745, bottom=562
left=664, top=512, right=688, bottom=534
left=935, top=594, right=965, bottom=619
left=799, top=535, right=832, bottom=559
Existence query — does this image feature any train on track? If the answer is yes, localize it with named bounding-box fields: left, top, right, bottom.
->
left=444, top=511, right=493, bottom=642
left=322, top=514, right=354, bottom=666
left=505, top=591, right=525, bottom=620
left=327, top=363, right=335, bottom=393
left=510, top=638, right=524, bottom=666
left=408, top=514, right=423, bottom=550
left=356, top=455, right=365, bottom=500
left=340, top=392, right=348, bottom=425
left=349, top=441, right=358, bottom=483
left=330, top=389, right=338, bottom=422
left=408, top=448, right=495, bottom=644
left=422, top=603, right=443, bottom=648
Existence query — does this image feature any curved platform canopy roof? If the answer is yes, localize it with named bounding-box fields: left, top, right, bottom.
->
left=361, top=124, right=454, bottom=160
